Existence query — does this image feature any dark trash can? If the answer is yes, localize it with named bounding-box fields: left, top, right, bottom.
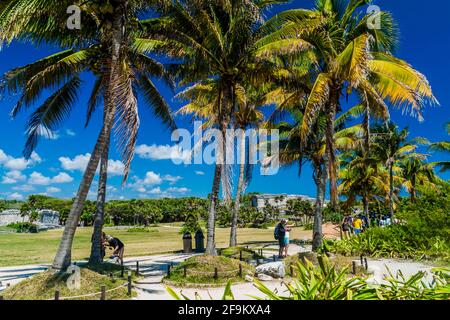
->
left=183, top=232, right=193, bottom=253
left=195, top=230, right=205, bottom=253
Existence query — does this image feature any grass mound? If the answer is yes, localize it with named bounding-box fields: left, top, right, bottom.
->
left=2, top=263, right=136, bottom=300
left=284, top=253, right=367, bottom=277
left=219, top=246, right=263, bottom=260
left=164, top=255, right=255, bottom=286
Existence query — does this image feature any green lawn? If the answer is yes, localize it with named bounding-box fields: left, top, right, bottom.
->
left=0, top=224, right=313, bottom=267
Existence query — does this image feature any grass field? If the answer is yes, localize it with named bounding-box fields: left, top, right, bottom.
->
left=0, top=224, right=314, bottom=267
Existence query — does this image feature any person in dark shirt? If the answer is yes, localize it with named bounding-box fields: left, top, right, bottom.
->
left=276, top=219, right=288, bottom=258
left=103, top=232, right=124, bottom=265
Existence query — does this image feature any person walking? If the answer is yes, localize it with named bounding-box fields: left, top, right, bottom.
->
left=341, top=214, right=352, bottom=239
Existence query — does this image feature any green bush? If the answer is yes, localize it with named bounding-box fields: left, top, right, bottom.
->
left=332, top=186, right=450, bottom=262
left=126, top=226, right=159, bottom=233
left=7, top=222, right=38, bottom=233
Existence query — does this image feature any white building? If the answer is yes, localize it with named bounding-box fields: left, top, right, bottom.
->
left=0, top=209, right=28, bottom=225
left=0, top=209, right=60, bottom=226
left=251, top=194, right=316, bottom=211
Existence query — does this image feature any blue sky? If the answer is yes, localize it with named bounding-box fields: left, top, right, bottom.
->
left=0, top=0, right=449, bottom=202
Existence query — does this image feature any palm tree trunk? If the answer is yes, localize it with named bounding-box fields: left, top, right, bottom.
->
left=230, top=136, right=245, bottom=247
left=52, top=3, right=125, bottom=270
left=326, top=87, right=339, bottom=208
left=363, top=194, right=369, bottom=223
left=206, top=163, right=221, bottom=255
left=363, top=105, right=370, bottom=153
left=88, top=140, right=110, bottom=264
left=389, top=163, right=394, bottom=216
left=312, top=162, right=326, bottom=251
left=411, top=176, right=417, bottom=202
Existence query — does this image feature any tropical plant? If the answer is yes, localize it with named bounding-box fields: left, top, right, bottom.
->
left=371, top=122, right=426, bottom=216
left=429, top=122, right=450, bottom=173
left=399, top=157, right=439, bottom=201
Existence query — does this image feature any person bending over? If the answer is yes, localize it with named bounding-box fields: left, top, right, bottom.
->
left=103, top=233, right=124, bottom=265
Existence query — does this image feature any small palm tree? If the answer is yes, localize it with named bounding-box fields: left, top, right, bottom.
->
left=372, top=123, right=425, bottom=216
left=429, top=122, right=450, bottom=173
left=400, top=157, right=439, bottom=202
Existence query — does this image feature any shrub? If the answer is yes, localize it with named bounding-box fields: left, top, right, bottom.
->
left=7, top=222, right=38, bottom=233
left=126, top=226, right=159, bottom=233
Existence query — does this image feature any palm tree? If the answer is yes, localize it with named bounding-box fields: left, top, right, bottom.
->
left=429, top=122, right=450, bottom=173
left=268, top=104, right=362, bottom=250
left=372, top=122, right=424, bottom=216
left=257, top=0, right=437, bottom=209
left=0, top=0, right=175, bottom=269
left=339, top=148, right=390, bottom=219
left=400, top=157, right=439, bottom=202
left=177, top=81, right=265, bottom=247
left=144, top=0, right=284, bottom=255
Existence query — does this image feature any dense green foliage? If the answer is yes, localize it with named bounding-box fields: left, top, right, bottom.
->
left=332, top=185, right=450, bottom=261
left=6, top=222, right=38, bottom=233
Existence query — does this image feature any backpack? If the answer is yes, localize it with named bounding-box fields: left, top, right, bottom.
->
left=274, top=224, right=280, bottom=240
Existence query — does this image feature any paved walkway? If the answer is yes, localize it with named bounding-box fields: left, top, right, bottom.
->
left=0, top=243, right=438, bottom=299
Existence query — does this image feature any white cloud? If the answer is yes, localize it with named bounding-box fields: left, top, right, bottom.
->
left=46, top=187, right=61, bottom=193
left=195, top=171, right=205, bottom=175
left=2, top=177, right=17, bottom=184
left=52, top=172, right=74, bottom=183
left=143, top=171, right=162, bottom=185
left=65, top=129, right=76, bottom=136
left=1, top=170, right=26, bottom=184
left=28, top=171, right=73, bottom=185
left=59, top=154, right=90, bottom=171
left=162, top=174, right=182, bottom=184
left=135, top=144, right=191, bottom=163
left=0, top=149, right=42, bottom=171
left=8, top=192, right=24, bottom=200
left=28, top=172, right=52, bottom=185
left=12, top=185, right=34, bottom=192
left=108, top=160, right=125, bottom=176
left=166, top=187, right=190, bottom=194
left=59, top=154, right=124, bottom=176
left=148, top=187, right=162, bottom=194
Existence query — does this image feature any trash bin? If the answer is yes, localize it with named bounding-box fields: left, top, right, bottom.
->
left=183, top=232, right=193, bottom=253
left=195, top=230, right=205, bottom=253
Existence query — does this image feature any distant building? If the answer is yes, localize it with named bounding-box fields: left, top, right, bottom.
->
left=0, top=209, right=60, bottom=226
left=38, top=209, right=60, bottom=225
left=251, top=194, right=316, bottom=211
left=0, top=209, right=27, bottom=225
